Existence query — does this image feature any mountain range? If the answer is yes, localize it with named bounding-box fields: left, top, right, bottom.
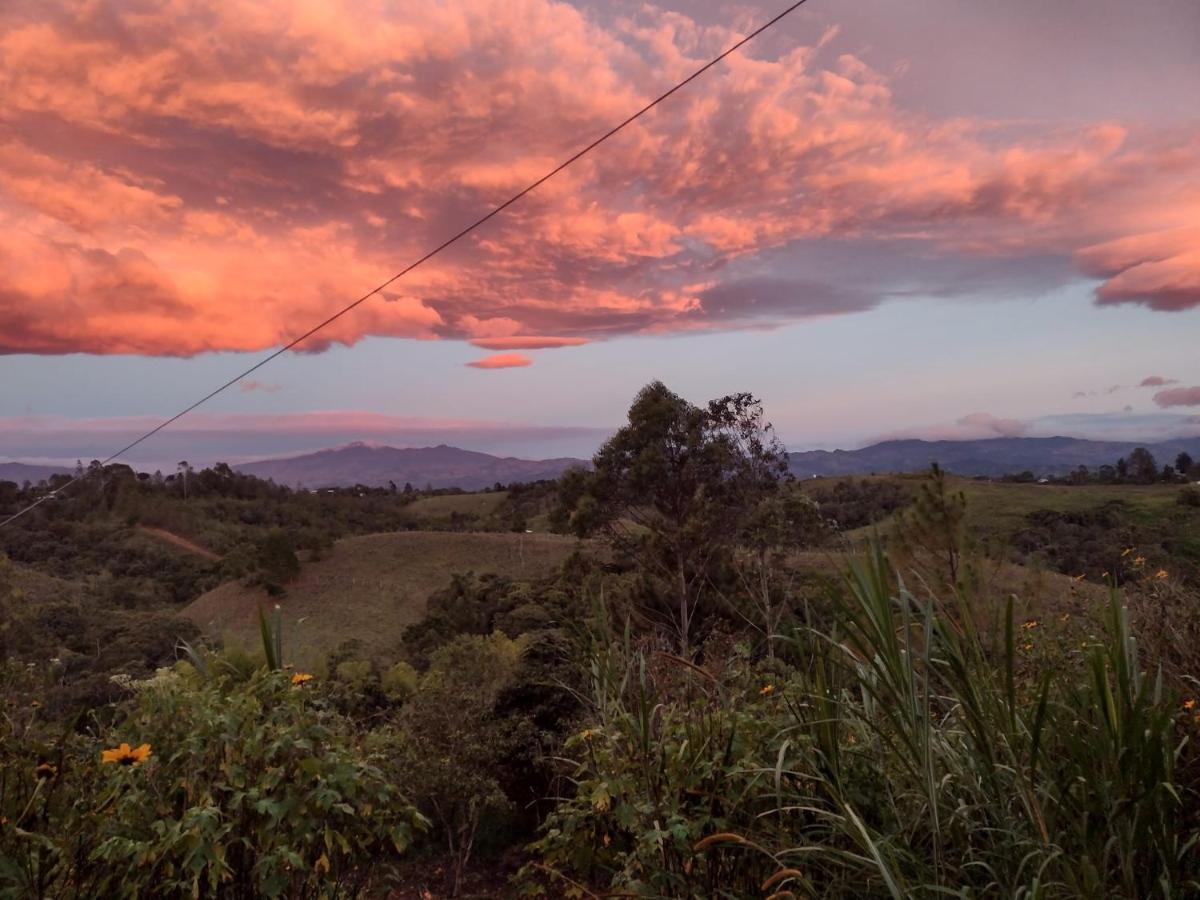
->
left=234, top=442, right=588, bottom=489
left=788, top=436, right=1200, bottom=478
left=5, top=435, right=1200, bottom=490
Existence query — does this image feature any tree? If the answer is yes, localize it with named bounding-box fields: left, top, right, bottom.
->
left=1115, top=457, right=1129, bottom=480
left=256, top=528, right=300, bottom=589
left=1176, top=451, right=1195, bottom=477
left=561, top=382, right=790, bottom=655
left=176, top=460, right=193, bottom=500
left=891, top=463, right=972, bottom=592
left=1128, top=447, right=1158, bottom=484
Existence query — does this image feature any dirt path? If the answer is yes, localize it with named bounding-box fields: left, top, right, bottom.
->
left=138, top=526, right=222, bottom=561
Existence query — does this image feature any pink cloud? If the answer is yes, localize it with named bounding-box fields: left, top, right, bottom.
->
left=0, top=1, right=1197, bottom=358
left=1154, top=386, right=1200, bottom=408
left=1139, top=375, right=1178, bottom=387
left=875, top=412, right=1028, bottom=442
left=466, top=352, right=533, bottom=369
left=1076, top=225, right=1200, bottom=312
left=240, top=380, right=282, bottom=393
left=469, top=336, right=589, bottom=350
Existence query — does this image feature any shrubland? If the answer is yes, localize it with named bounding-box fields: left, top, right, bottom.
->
left=2, top=381, right=1199, bottom=897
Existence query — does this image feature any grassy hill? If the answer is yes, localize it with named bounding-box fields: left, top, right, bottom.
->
left=183, top=530, right=579, bottom=667
left=400, top=490, right=509, bottom=525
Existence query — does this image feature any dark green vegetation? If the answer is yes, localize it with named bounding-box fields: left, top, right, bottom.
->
left=3, top=383, right=1200, bottom=897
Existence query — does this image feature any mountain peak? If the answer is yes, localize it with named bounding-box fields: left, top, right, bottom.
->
left=235, top=443, right=588, bottom=489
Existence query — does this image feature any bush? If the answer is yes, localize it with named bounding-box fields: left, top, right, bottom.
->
left=0, top=667, right=425, bottom=898
left=1179, top=486, right=1200, bottom=508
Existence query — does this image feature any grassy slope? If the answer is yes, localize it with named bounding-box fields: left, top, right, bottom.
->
left=401, top=491, right=508, bottom=521
left=955, top=480, right=1179, bottom=531
left=819, top=476, right=1185, bottom=539
left=9, top=561, right=83, bottom=606
left=183, top=530, right=577, bottom=667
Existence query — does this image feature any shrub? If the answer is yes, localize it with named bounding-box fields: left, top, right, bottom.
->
left=0, top=667, right=425, bottom=898
left=379, top=633, right=526, bottom=895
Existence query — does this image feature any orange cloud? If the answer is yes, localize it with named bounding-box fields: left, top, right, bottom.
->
left=1, top=0, right=1198, bottom=358
left=466, top=352, right=533, bottom=369
left=470, top=336, right=589, bottom=350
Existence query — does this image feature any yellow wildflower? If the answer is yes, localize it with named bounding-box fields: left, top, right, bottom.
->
left=34, top=761, right=57, bottom=781
left=1184, top=699, right=1197, bottom=711
left=760, top=684, right=775, bottom=696
left=1071, top=574, right=1086, bottom=582
left=101, top=742, right=151, bottom=767
left=1155, top=569, right=1169, bottom=580
left=291, top=672, right=314, bottom=686
left=1133, top=556, right=1146, bottom=567
left=1021, top=619, right=1039, bottom=631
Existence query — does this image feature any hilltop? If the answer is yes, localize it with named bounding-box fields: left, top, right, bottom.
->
left=235, top=441, right=587, bottom=489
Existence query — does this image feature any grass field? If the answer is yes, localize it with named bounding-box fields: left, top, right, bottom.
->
left=401, top=490, right=508, bottom=523
left=814, top=474, right=1188, bottom=537
left=183, top=530, right=579, bottom=667
left=954, top=478, right=1183, bottom=529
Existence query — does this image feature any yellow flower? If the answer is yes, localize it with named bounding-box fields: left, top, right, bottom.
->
left=1121, top=547, right=1133, bottom=557
left=580, top=728, right=596, bottom=741
left=1154, top=569, right=1169, bottom=580
left=1133, top=556, right=1146, bottom=567
left=1022, top=642, right=1033, bottom=652
left=291, top=672, right=314, bottom=686
left=101, top=742, right=151, bottom=767
left=34, top=761, right=57, bottom=781
left=760, top=684, right=775, bottom=696
left=1184, top=699, right=1197, bottom=711
left=1071, top=574, right=1086, bottom=582
left=1021, top=619, right=1039, bottom=631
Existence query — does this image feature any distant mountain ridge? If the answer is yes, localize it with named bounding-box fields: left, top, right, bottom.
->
left=789, top=436, right=1200, bottom=478
left=0, top=462, right=71, bottom=484
left=235, top=442, right=587, bottom=489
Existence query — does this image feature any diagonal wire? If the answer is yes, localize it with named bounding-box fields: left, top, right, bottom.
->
left=0, top=0, right=813, bottom=529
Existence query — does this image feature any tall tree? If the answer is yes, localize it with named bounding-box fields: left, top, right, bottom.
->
left=561, top=382, right=791, bottom=655
left=1176, top=451, right=1195, bottom=477
left=1128, top=447, right=1158, bottom=484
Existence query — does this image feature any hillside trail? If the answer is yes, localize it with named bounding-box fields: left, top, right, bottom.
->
left=138, top=526, right=222, bottom=561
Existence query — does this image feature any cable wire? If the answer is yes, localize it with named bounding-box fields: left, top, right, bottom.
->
left=0, top=0, right=812, bottom=529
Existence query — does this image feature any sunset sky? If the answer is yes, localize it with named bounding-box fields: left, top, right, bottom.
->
left=2, top=0, right=1199, bottom=468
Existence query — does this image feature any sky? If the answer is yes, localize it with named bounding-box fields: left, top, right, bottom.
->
left=1, top=0, right=1199, bottom=468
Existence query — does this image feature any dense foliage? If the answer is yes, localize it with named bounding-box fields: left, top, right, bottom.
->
left=4, top=383, right=1200, bottom=896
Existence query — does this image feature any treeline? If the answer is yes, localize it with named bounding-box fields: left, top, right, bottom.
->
left=1001, top=446, right=1198, bottom=485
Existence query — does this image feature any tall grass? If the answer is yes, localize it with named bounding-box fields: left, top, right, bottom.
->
left=536, top=545, right=1199, bottom=897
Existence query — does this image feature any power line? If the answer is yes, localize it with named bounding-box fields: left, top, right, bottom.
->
left=0, top=0, right=813, bottom=530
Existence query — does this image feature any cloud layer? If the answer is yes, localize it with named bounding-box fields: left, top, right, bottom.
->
left=1, top=0, right=1198, bottom=359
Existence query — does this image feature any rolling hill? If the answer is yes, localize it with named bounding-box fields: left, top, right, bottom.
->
left=789, top=436, right=1200, bottom=478
left=183, top=530, right=580, bottom=666
left=235, top=442, right=587, bottom=489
